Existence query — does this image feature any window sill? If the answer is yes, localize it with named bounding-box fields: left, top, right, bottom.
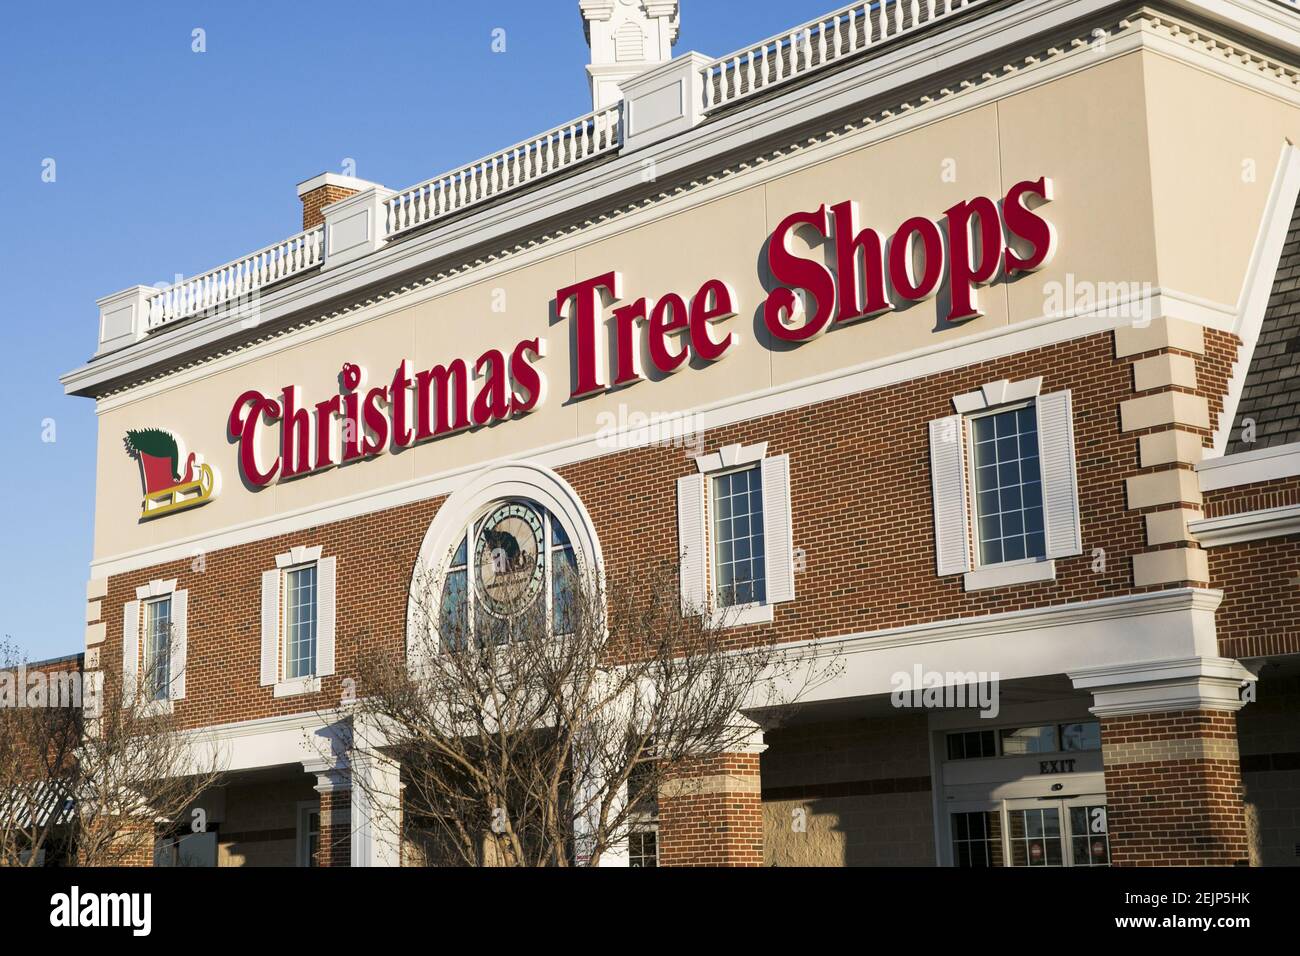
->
left=135, top=699, right=174, bottom=717
left=963, top=559, right=1056, bottom=592
left=709, top=602, right=774, bottom=629
left=274, top=676, right=321, bottom=698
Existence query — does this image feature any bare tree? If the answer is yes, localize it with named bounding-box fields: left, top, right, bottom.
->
left=342, top=555, right=838, bottom=867
left=0, top=640, right=80, bottom=866
left=0, top=637, right=222, bottom=867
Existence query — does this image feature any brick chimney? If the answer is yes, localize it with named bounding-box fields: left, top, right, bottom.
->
left=296, top=172, right=385, bottom=231
left=580, top=0, right=679, bottom=110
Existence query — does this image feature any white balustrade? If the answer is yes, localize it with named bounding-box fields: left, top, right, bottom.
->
left=383, top=103, right=623, bottom=239
left=136, top=0, right=1006, bottom=336
left=700, top=0, right=984, bottom=113
left=146, top=226, right=324, bottom=329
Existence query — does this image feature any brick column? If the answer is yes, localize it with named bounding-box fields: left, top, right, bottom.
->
left=1072, top=656, right=1254, bottom=867
left=1099, top=709, right=1249, bottom=865
left=312, top=769, right=351, bottom=868
left=658, top=749, right=765, bottom=867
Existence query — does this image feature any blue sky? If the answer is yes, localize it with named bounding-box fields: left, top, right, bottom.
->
left=0, top=0, right=834, bottom=661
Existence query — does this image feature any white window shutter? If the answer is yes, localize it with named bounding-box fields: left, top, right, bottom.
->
left=761, top=454, right=796, bottom=603
left=1037, top=389, right=1082, bottom=558
left=317, top=557, right=337, bottom=677
left=168, top=589, right=188, bottom=701
left=929, top=415, right=972, bottom=576
left=122, top=600, right=140, bottom=704
left=260, top=569, right=280, bottom=686
left=676, top=474, right=708, bottom=615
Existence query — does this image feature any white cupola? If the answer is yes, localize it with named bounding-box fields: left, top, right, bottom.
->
left=580, top=0, right=680, bottom=110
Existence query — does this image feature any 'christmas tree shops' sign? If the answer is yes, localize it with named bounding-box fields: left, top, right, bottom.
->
left=208, top=177, right=1054, bottom=490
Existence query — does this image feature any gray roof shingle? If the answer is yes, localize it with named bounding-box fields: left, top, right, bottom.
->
left=1227, top=193, right=1300, bottom=453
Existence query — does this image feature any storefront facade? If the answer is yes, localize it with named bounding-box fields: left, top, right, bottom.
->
left=62, top=0, right=1300, bottom=866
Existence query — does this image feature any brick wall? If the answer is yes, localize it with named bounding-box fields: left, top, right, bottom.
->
left=317, top=789, right=351, bottom=867
left=100, top=498, right=442, bottom=732
left=1100, top=709, right=1249, bottom=866
left=658, top=753, right=763, bottom=866
left=300, top=184, right=358, bottom=230
left=1208, top=533, right=1300, bottom=659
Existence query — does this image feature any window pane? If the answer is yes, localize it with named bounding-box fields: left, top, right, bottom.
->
left=1008, top=808, right=1063, bottom=867
left=712, top=467, right=766, bottom=608
left=945, top=730, right=995, bottom=760
left=144, top=597, right=172, bottom=701
left=285, top=565, right=317, bottom=679
left=552, top=545, right=577, bottom=635
left=1060, top=721, right=1101, bottom=752
left=440, top=568, right=468, bottom=650
left=951, top=811, right=1002, bottom=867
left=971, top=407, right=1047, bottom=566
left=999, top=724, right=1057, bottom=755
left=1069, top=805, right=1110, bottom=866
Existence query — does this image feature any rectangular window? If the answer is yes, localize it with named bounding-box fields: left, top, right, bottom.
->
left=284, top=564, right=318, bottom=679
left=1069, top=805, right=1110, bottom=866
left=629, top=827, right=658, bottom=867
left=999, top=724, right=1058, bottom=756
left=1060, top=721, right=1101, bottom=752
left=298, top=805, right=321, bottom=867
left=946, top=730, right=996, bottom=760
left=712, top=467, right=766, bottom=608
left=970, top=405, right=1045, bottom=565
left=951, top=811, right=1003, bottom=867
left=143, top=596, right=172, bottom=702
left=1008, top=807, right=1063, bottom=866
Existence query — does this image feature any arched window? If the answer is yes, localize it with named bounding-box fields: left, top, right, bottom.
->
left=438, top=498, right=578, bottom=649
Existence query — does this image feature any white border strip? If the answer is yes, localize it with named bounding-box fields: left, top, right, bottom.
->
left=1197, top=438, right=1300, bottom=490
left=1189, top=503, right=1300, bottom=546
left=1212, top=143, right=1300, bottom=455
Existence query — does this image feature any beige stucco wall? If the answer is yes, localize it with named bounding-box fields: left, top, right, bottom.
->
left=91, top=49, right=1300, bottom=563
left=1142, top=50, right=1300, bottom=306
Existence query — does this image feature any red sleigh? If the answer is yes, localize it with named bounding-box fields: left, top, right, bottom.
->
left=126, top=428, right=216, bottom=520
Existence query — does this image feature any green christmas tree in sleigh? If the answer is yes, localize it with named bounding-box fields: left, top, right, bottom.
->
left=124, top=428, right=217, bottom=519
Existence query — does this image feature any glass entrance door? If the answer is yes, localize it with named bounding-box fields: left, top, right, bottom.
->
left=1004, top=798, right=1110, bottom=867
left=949, top=797, right=1110, bottom=867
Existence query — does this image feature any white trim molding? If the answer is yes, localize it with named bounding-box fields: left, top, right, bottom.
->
left=1197, top=439, right=1300, bottom=490
left=766, top=588, right=1225, bottom=708
left=684, top=442, right=796, bottom=627
left=952, top=377, right=1044, bottom=414
left=964, top=558, right=1057, bottom=591
left=1069, top=656, right=1256, bottom=717
left=405, top=461, right=606, bottom=664
left=1189, top=503, right=1300, bottom=547
left=135, top=578, right=178, bottom=600
left=261, top=545, right=337, bottom=694
left=276, top=545, right=324, bottom=569
left=694, top=441, right=768, bottom=473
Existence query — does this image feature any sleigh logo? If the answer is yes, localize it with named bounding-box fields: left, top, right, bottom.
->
left=124, top=427, right=218, bottom=520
